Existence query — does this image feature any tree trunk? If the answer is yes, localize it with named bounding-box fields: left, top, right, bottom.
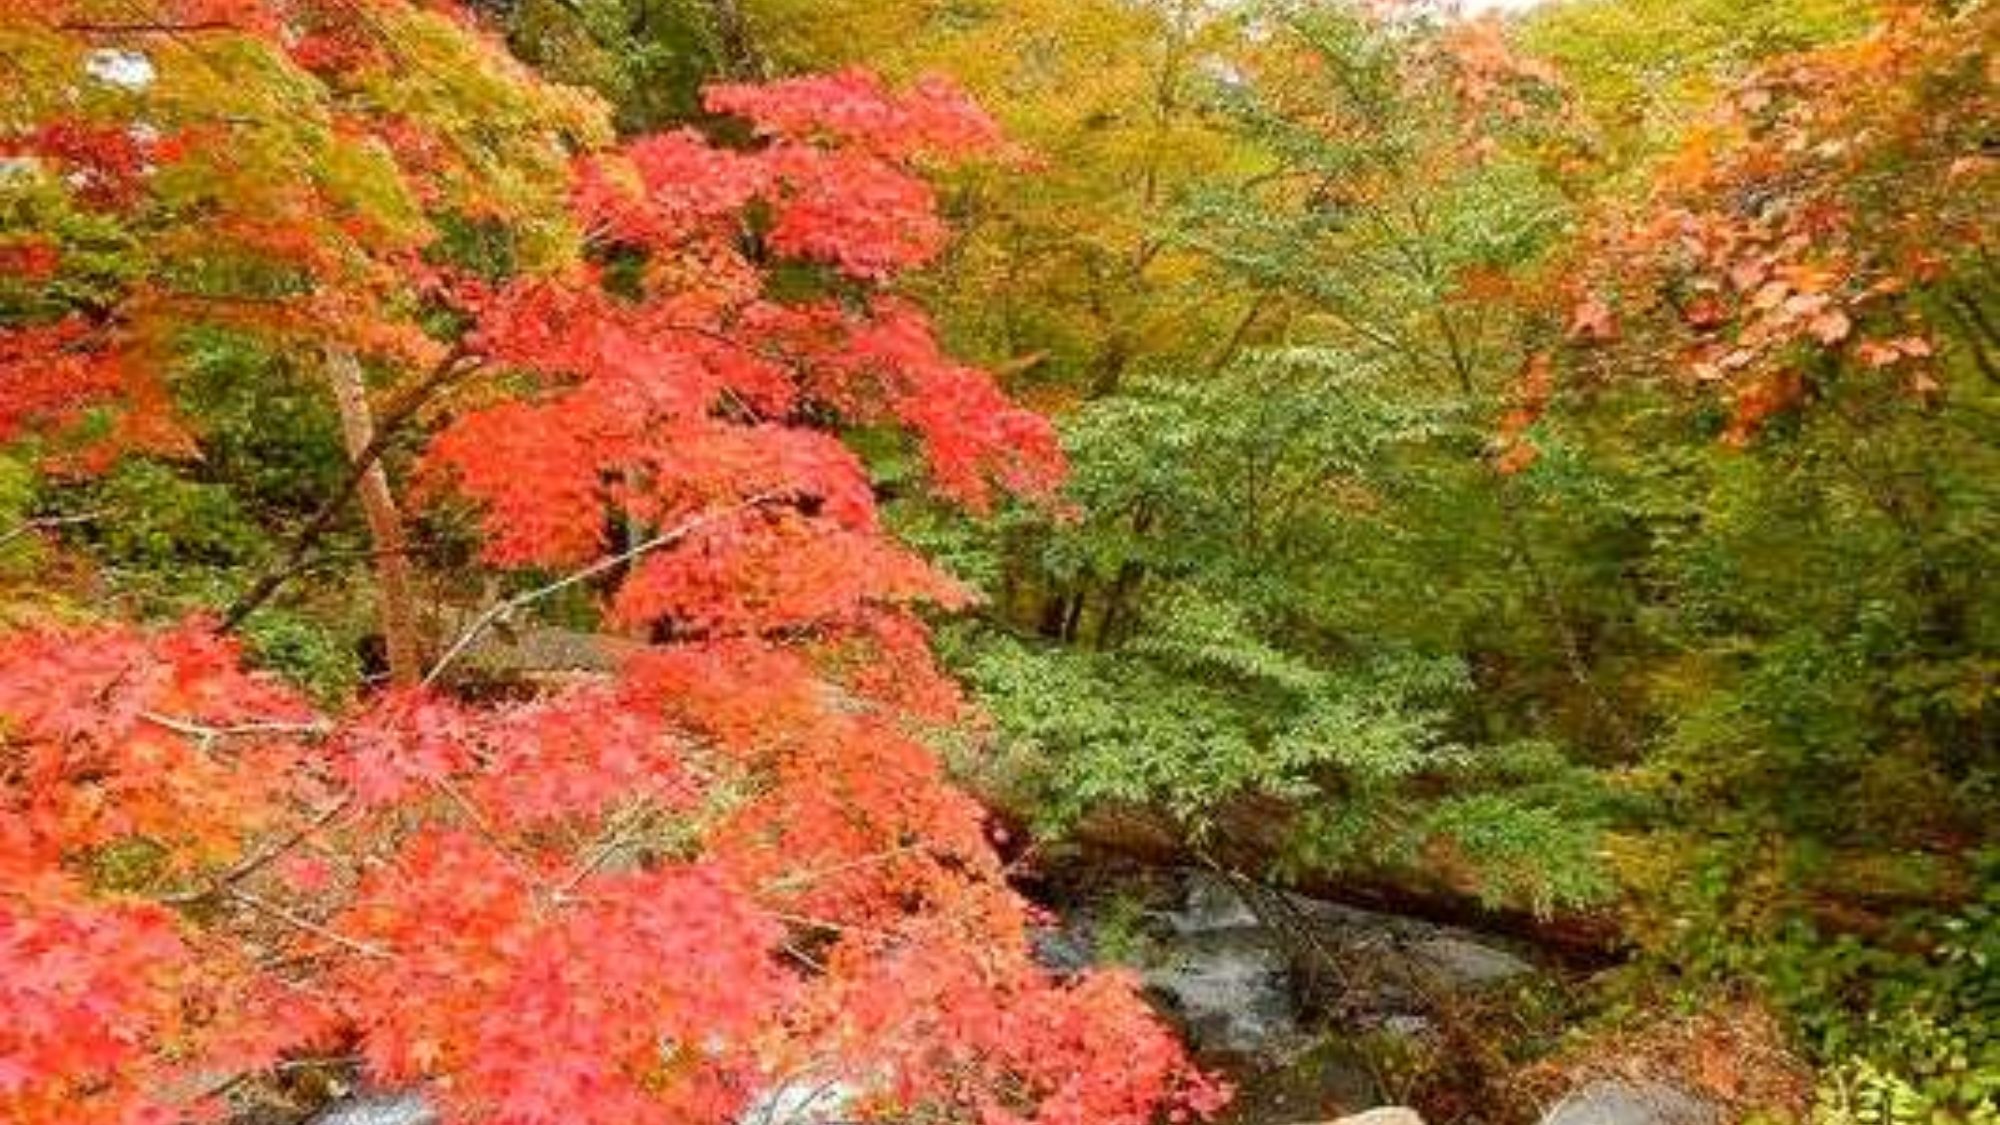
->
left=326, top=346, right=422, bottom=686
left=1060, top=590, right=1087, bottom=644
left=707, top=0, right=764, bottom=79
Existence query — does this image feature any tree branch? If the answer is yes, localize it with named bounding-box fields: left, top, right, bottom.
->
left=0, top=509, right=108, bottom=553
left=227, top=886, right=393, bottom=961
left=554, top=799, right=659, bottom=896
left=140, top=710, right=335, bottom=743
left=57, top=20, right=238, bottom=33
left=222, top=349, right=481, bottom=629
left=162, top=796, right=354, bottom=906
left=755, top=842, right=933, bottom=898
left=421, top=491, right=787, bottom=687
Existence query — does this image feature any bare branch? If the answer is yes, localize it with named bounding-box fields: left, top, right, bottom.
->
left=755, top=842, right=933, bottom=899
left=430, top=776, right=550, bottom=891
left=0, top=509, right=108, bottom=553
left=226, top=887, right=393, bottom=961
left=161, top=796, right=354, bottom=906
left=58, top=20, right=238, bottom=33
left=422, top=491, right=786, bottom=687
left=140, top=710, right=335, bottom=742
left=555, top=800, right=658, bottom=895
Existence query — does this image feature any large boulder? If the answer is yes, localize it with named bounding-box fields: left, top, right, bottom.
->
left=1540, top=1078, right=1721, bottom=1125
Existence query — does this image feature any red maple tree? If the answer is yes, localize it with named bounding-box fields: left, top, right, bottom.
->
left=0, top=5, right=1218, bottom=1123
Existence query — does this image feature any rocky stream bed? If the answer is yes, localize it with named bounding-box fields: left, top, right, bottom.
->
left=296, top=866, right=1721, bottom=1125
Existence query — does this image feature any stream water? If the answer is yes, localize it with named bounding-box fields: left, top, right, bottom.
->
left=1025, top=864, right=1557, bottom=1125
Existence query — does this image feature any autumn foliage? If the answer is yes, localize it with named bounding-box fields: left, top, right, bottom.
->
left=0, top=3, right=1214, bottom=1124
left=1560, top=1, right=1993, bottom=443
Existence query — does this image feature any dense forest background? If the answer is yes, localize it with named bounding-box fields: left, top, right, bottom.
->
left=1, top=1, right=1994, bottom=1123
left=509, top=0, right=1995, bottom=1115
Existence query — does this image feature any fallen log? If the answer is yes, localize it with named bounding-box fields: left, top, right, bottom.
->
left=991, top=799, right=1631, bottom=968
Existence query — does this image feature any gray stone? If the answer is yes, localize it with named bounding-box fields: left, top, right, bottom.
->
left=1029, top=923, right=1096, bottom=975
left=1282, top=895, right=1404, bottom=932
left=1167, top=872, right=1261, bottom=934
left=307, top=1091, right=437, bottom=1125
left=423, top=600, right=644, bottom=677
left=738, top=1078, right=860, bottom=1125
left=1540, top=1078, right=1721, bottom=1125
left=1329, top=1109, right=1426, bottom=1125
left=1142, top=930, right=1299, bottom=1052
left=1377, top=1014, right=1435, bottom=1040
left=84, top=49, right=156, bottom=90
left=1409, top=935, right=1534, bottom=987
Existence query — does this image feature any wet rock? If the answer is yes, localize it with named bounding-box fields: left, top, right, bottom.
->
left=306, top=1091, right=436, bottom=1125
left=1540, top=1078, right=1720, bottom=1125
left=1409, top=935, right=1534, bottom=988
left=1039, top=868, right=1548, bottom=1058
left=1241, top=882, right=1539, bottom=995
left=1216, top=1035, right=1381, bottom=1123
left=1143, top=930, right=1299, bottom=1052
left=1167, top=872, right=1263, bottom=933
left=1029, top=922, right=1096, bottom=975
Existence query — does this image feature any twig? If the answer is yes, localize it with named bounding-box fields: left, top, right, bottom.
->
left=780, top=941, right=827, bottom=973
left=234, top=543, right=436, bottom=592
left=57, top=20, right=238, bottom=33
left=765, top=909, right=856, bottom=935
left=555, top=798, right=659, bottom=895
left=756, top=842, right=933, bottom=898
left=227, top=887, right=393, bottom=960
left=162, top=796, right=354, bottom=906
left=421, top=491, right=786, bottom=687
left=140, top=710, right=335, bottom=742
left=430, top=776, right=550, bottom=891
left=0, top=509, right=108, bottom=552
